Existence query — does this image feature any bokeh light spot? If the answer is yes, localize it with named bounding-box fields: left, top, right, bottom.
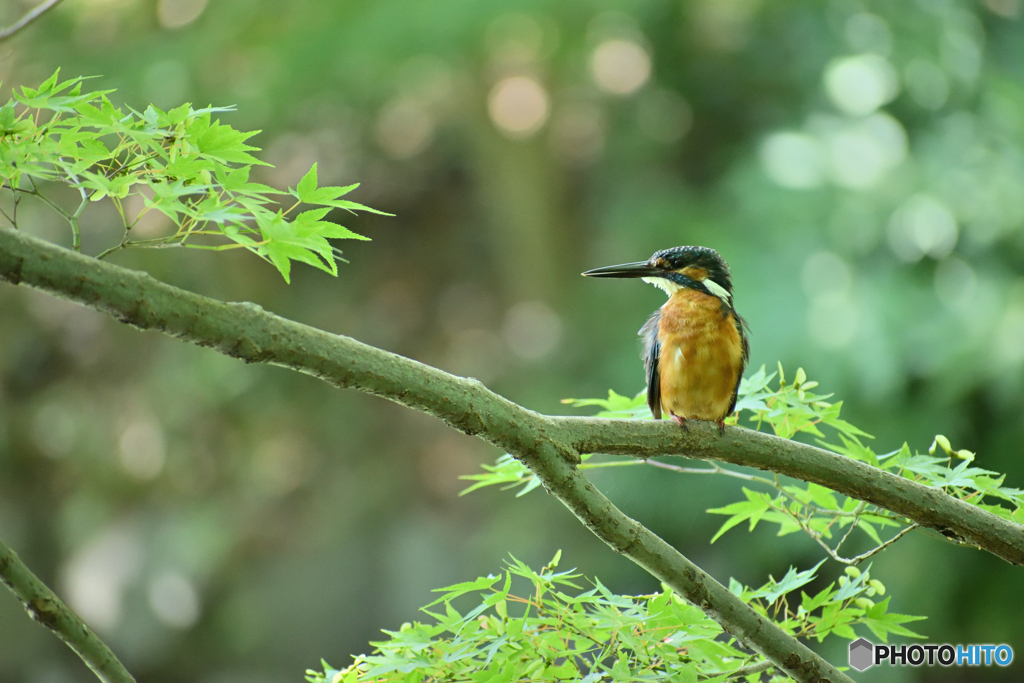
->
left=759, top=132, right=825, bottom=189
left=690, top=0, right=761, bottom=52
left=802, top=252, right=852, bottom=297
left=119, top=418, right=167, bottom=480
left=826, top=113, right=907, bottom=188
left=637, top=88, right=693, bottom=144
left=808, top=292, right=860, bottom=349
left=824, top=54, right=898, bottom=116
left=942, top=30, right=982, bottom=84
left=590, top=40, right=651, bottom=96
left=486, top=13, right=546, bottom=65
left=934, top=257, right=977, bottom=312
left=32, top=403, right=77, bottom=460
left=148, top=571, right=202, bottom=629
left=887, top=195, right=959, bottom=262
left=375, top=99, right=435, bottom=159
left=983, top=0, right=1021, bottom=18
left=157, top=0, right=208, bottom=29
left=488, top=76, right=550, bottom=139
left=503, top=301, right=562, bottom=360
left=253, top=433, right=313, bottom=496
left=994, top=288, right=1024, bottom=366
left=62, top=527, right=144, bottom=632
left=445, top=329, right=505, bottom=384
left=844, top=13, right=892, bottom=56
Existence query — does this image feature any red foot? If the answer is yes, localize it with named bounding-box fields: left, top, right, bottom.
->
left=717, top=419, right=726, bottom=436
left=670, top=413, right=689, bottom=431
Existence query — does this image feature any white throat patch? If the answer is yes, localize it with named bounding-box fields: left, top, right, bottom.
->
left=642, top=276, right=682, bottom=295
left=642, top=275, right=731, bottom=303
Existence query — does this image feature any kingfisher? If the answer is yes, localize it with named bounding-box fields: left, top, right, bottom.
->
left=583, top=246, right=749, bottom=433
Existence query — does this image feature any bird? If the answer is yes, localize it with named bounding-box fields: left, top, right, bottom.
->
left=583, top=246, right=749, bottom=434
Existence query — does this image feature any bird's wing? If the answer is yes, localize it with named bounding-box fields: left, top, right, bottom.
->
left=640, top=311, right=662, bottom=420
left=727, top=311, right=751, bottom=416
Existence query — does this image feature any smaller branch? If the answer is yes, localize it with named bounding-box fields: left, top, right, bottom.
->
left=96, top=234, right=186, bottom=260
left=22, top=180, right=72, bottom=221
left=70, top=196, right=88, bottom=252
left=94, top=243, right=126, bottom=260
left=840, top=524, right=921, bottom=565
left=0, top=536, right=136, bottom=683
left=0, top=0, right=64, bottom=41
left=22, top=180, right=82, bottom=249
left=0, top=184, right=22, bottom=228
left=804, top=525, right=853, bottom=564
left=645, top=458, right=894, bottom=519
left=832, top=502, right=868, bottom=554
left=0, top=202, right=15, bottom=228
left=720, top=659, right=774, bottom=680
left=790, top=501, right=920, bottom=565
left=645, top=458, right=758, bottom=480
left=112, top=196, right=129, bottom=233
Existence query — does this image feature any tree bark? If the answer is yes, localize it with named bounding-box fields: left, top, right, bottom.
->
left=0, top=537, right=135, bottom=683
left=4, top=226, right=1024, bottom=680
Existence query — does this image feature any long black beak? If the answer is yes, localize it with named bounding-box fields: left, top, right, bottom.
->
left=582, top=261, right=665, bottom=278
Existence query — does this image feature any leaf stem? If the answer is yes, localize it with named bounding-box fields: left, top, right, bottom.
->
left=20, top=181, right=72, bottom=220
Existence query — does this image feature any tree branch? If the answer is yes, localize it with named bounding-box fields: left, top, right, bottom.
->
left=0, top=0, right=64, bottom=41
left=1, top=228, right=1019, bottom=565
left=722, top=659, right=774, bottom=679
left=2, top=226, right=1022, bottom=679
left=558, top=418, right=1024, bottom=565
left=0, top=536, right=135, bottom=683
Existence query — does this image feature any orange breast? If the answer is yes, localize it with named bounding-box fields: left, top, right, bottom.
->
left=657, top=289, right=744, bottom=422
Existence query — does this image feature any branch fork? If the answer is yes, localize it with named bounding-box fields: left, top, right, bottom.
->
left=3, top=227, right=1024, bottom=682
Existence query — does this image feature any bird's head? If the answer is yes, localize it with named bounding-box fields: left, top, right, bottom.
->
left=582, top=246, right=734, bottom=303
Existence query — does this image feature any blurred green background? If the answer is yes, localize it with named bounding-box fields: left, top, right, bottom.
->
left=1, top=0, right=1023, bottom=680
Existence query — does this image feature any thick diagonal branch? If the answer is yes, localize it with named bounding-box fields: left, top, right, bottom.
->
left=2, top=229, right=1019, bottom=566
left=0, top=537, right=135, bottom=683
left=1, top=228, right=1021, bottom=679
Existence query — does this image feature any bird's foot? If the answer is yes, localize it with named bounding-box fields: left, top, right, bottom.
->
left=716, top=419, right=726, bottom=436
left=670, top=413, right=689, bottom=431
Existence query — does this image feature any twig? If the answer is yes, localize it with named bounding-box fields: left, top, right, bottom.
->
left=832, top=502, right=868, bottom=554
left=722, top=659, right=773, bottom=679
left=838, top=524, right=921, bottom=565
left=70, top=194, right=88, bottom=251
left=787, top=502, right=920, bottom=565
left=21, top=180, right=72, bottom=220
left=645, top=458, right=897, bottom=519
left=645, top=458, right=758, bottom=480
left=0, top=0, right=65, bottom=42
left=94, top=243, right=126, bottom=260
left=0, top=200, right=15, bottom=228
left=0, top=535, right=136, bottom=683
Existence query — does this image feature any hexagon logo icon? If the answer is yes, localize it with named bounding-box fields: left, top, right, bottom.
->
left=849, top=637, right=875, bottom=671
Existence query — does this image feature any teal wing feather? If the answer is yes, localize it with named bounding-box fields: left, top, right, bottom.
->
left=640, top=311, right=662, bottom=420
left=727, top=311, right=751, bottom=416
